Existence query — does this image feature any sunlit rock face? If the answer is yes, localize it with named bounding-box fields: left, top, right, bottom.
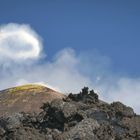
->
left=0, top=87, right=140, bottom=140
left=0, top=84, right=64, bottom=117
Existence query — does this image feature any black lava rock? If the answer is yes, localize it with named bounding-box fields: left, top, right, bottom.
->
left=0, top=87, right=140, bottom=140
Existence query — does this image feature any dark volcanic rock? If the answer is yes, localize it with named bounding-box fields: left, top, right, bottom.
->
left=0, top=87, right=140, bottom=140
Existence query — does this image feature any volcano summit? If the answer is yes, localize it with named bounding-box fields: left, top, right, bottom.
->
left=0, top=86, right=140, bottom=139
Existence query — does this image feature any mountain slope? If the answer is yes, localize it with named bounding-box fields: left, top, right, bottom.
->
left=0, top=84, right=64, bottom=116
left=0, top=87, right=140, bottom=139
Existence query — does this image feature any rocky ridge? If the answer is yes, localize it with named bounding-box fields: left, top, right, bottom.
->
left=0, top=87, right=140, bottom=140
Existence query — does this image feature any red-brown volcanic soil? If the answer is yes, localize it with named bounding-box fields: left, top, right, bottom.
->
left=0, top=84, right=65, bottom=116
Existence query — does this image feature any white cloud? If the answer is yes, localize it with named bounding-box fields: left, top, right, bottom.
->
left=102, top=78, right=140, bottom=113
left=0, top=23, right=140, bottom=114
left=2, top=48, right=92, bottom=93
left=0, top=23, right=43, bottom=66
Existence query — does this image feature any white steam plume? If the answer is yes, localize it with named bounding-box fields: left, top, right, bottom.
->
left=0, top=23, right=42, bottom=65
left=0, top=23, right=140, bottom=114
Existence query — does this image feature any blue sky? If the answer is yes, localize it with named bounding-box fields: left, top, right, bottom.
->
left=0, top=0, right=140, bottom=113
left=0, top=0, right=140, bottom=77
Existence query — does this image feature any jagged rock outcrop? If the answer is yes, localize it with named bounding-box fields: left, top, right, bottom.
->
left=0, top=87, right=140, bottom=140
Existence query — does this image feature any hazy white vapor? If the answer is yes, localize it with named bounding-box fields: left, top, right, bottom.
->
left=104, top=78, right=140, bottom=113
left=0, top=23, right=140, bottom=114
left=0, top=23, right=42, bottom=64
left=11, top=48, right=92, bottom=93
